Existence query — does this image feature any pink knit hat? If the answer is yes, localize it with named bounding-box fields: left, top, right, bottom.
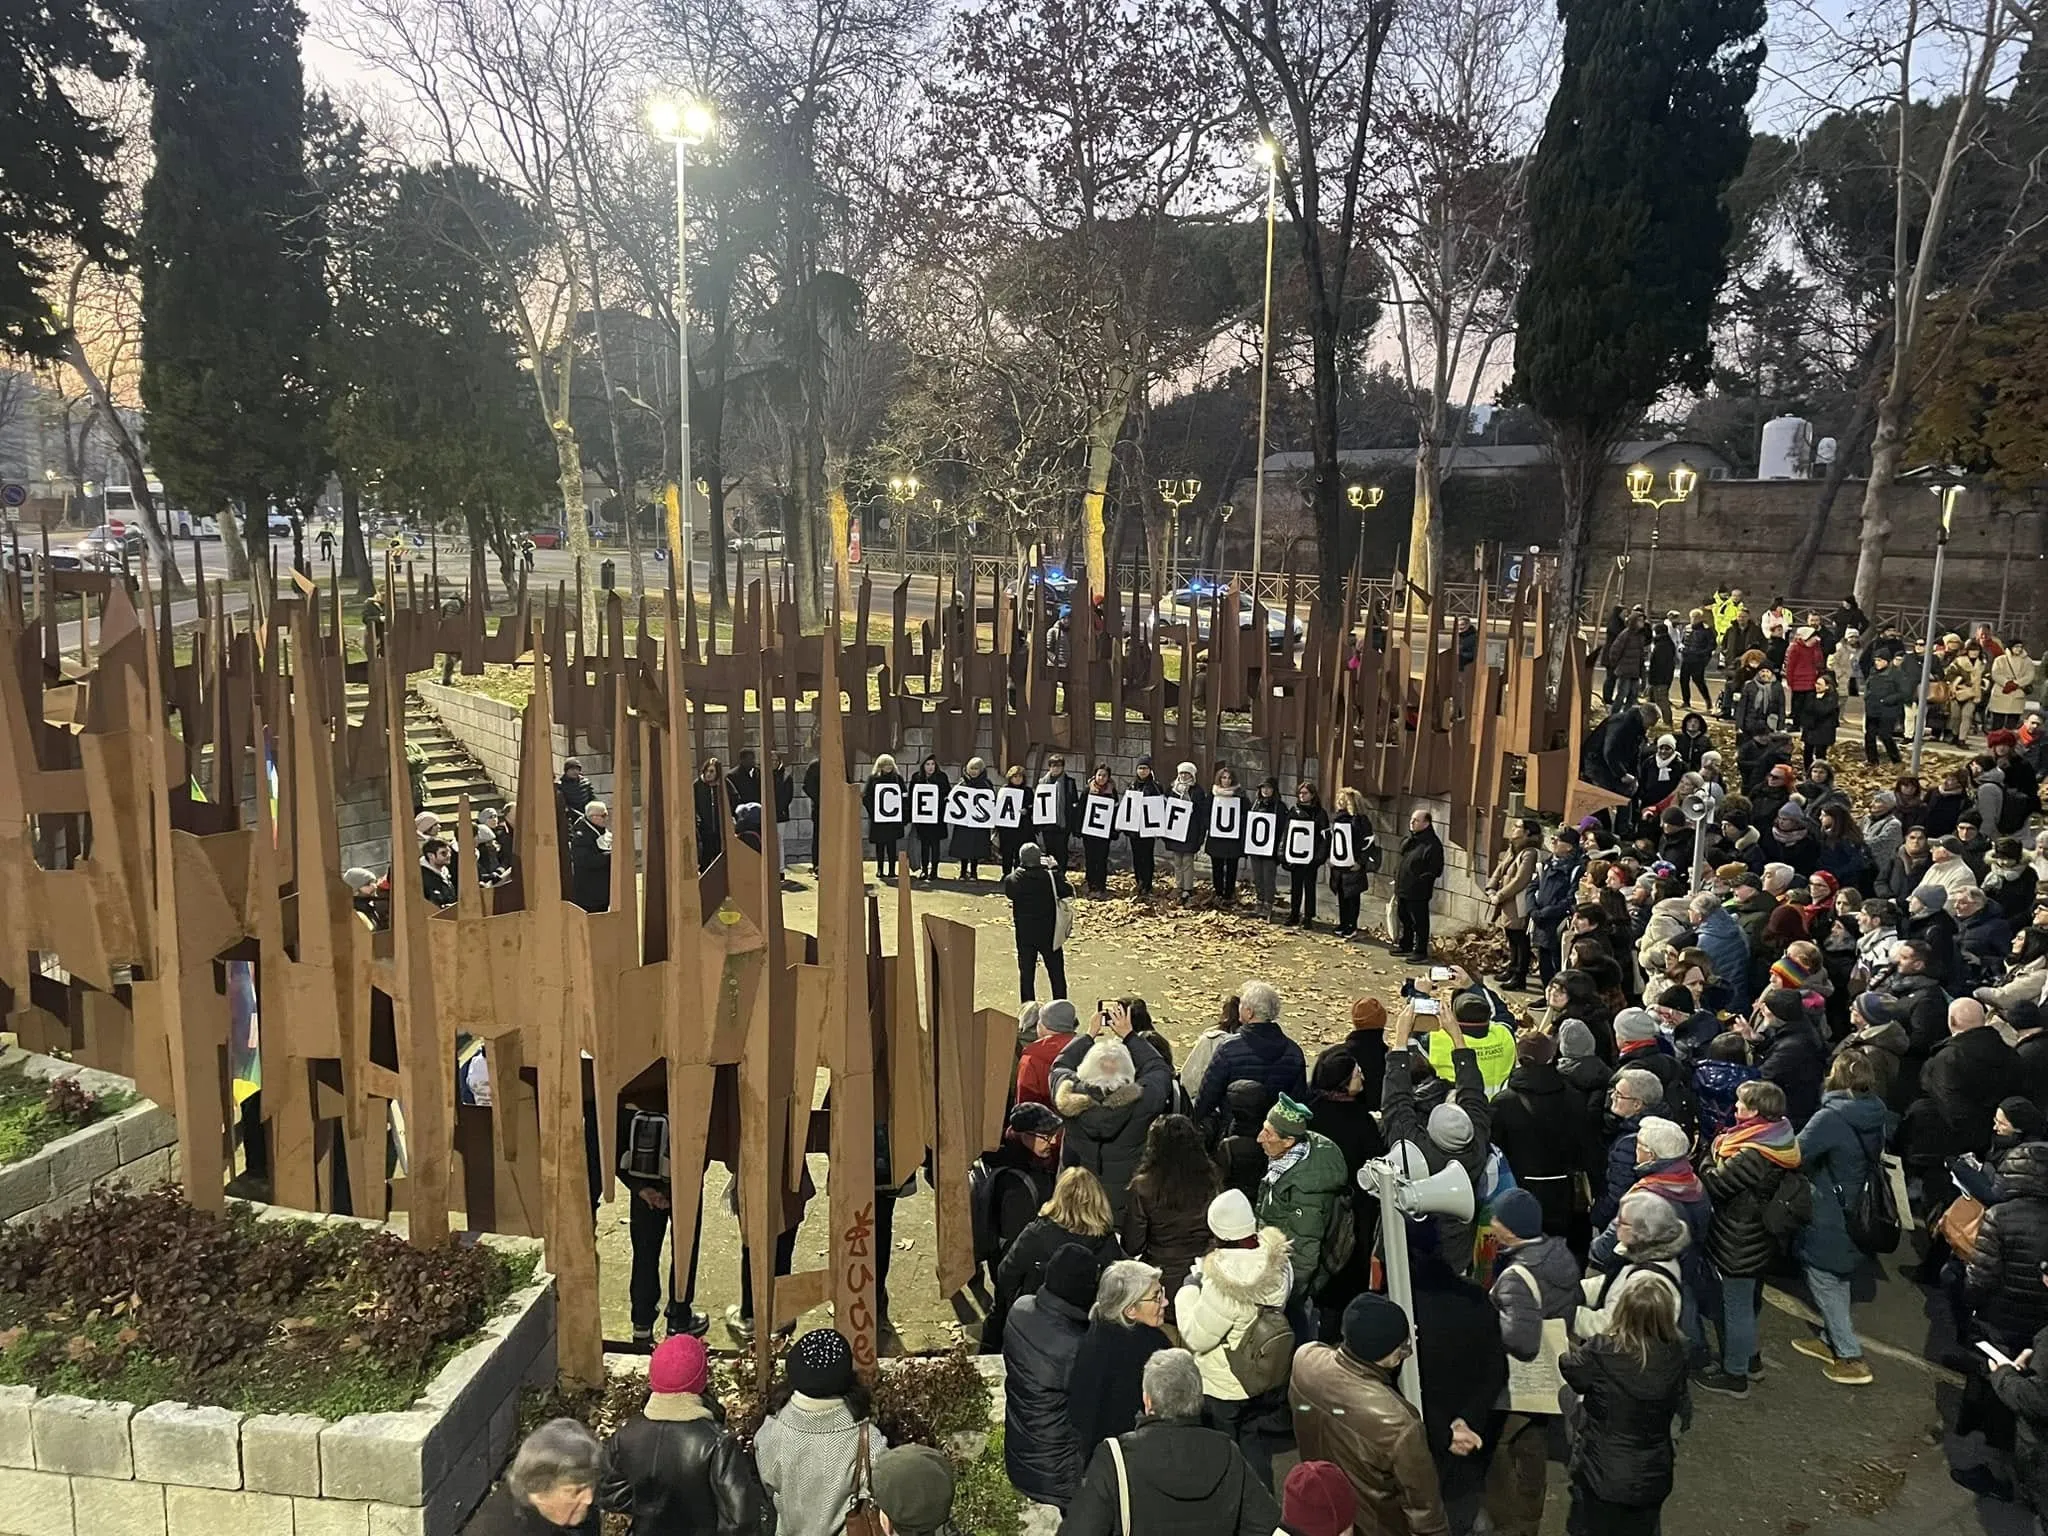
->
left=648, top=1334, right=709, bottom=1395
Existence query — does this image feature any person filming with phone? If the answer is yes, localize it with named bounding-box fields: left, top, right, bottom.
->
left=1381, top=987, right=1494, bottom=1273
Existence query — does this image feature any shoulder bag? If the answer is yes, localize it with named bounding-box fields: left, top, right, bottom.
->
left=1050, top=867, right=1074, bottom=949
left=843, top=1424, right=883, bottom=1536
left=1841, top=1122, right=1902, bottom=1256
left=1106, top=1435, right=1132, bottom=1535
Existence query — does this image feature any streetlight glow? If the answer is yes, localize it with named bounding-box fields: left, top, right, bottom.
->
left=1251, top=138, right=1279, bottom=168
left=648, top=96, right=716, bottom=143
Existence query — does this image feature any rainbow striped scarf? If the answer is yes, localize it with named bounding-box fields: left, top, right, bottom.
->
left=1712, top=1115, right=1801, bottom=1169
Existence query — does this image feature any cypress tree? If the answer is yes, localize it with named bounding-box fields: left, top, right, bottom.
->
left=1513, top=0, right=1765, bottom=652
left=139, top=0, right=324, bottom=571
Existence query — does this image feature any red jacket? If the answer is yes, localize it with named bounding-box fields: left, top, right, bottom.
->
left=1014, top=1031, right=1075, bottom=1108
left=1783, top=637, right=1825, bottom=693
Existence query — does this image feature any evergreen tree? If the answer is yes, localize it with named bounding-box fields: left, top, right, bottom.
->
left=2, top=0, right=131, bottom=360
left=1512, top=0, right=1764, bottom=657
left=138, top=0, right=325, bottom=575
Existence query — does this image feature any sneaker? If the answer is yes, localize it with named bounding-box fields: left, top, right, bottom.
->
left=1790, top=1336, right=1835, bottom=1363
left=1748, top=1353, right=1766, bottom=1377
left=1692, top=1367, right=1749, bottom=1397
left=1823, top=1357, right=1874, bottom=1386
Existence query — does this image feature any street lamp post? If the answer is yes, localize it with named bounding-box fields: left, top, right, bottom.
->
left=888, top=473, right=919, bottom=571
left=1623, top=461, right=1697, bottom=614
left=648, top=96, right=716, bottom=581
left=1912, top=477, right=1966, bottom=773
left=1157, top=477, right=1199, bottom=592
left=1249, top=140, right=1279, bottom=605
left=1346, top=482, right=1384, bottom=601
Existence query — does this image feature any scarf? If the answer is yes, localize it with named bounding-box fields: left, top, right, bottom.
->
left=1264, top=1139, right=1310, bottom=1186
left=1632, top=1164, right=1705, bottom=1205
left=1712, top=1115, right=1801, bottom=1169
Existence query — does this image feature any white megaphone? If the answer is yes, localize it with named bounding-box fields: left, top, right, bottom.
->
left=1363, top=1139, right=1475, bottom=1223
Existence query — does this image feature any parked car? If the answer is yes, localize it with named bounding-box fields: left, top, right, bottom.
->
left=1005, top=569, right=1079, bottom=620
left=1151, top=580, right=1301, bottom=653
left=528, top=524, right=604, bottom=550
left=729, top=528, right=786, bottom=555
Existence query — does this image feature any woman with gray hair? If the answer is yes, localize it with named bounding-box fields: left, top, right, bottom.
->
left=1050, top=1004, right=1171, bottom=1224
left=1574, top=1189, right=1688, bottom=1342
left=1065, top=1260, right=1172, bottom=1454
left=468, top=1419, right=602, bottom=1536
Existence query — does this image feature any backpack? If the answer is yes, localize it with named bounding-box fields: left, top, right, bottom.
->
left=620, top=1111, right=670, bottom=1181
left=1358, top=837, right=1384, bottom=876
left=1225, top=1306, right=1297, bottom=1397
left=1840, top=1124, right=1901, bottom=1255
left=1760, top=1166, right=1815, bottom=1245
left=1318, top=1197, right=1357, bottom=1285
left=969, top=1159, right=1035, bottom=1264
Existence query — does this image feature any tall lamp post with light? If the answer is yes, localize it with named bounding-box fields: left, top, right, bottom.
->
left=888, top=473, right=919, bottom=569
left=1249, top=139, right=1279, bottom=603
left=1912, top=474, right=1968, bottom=773
left=1623, top=461, right=1696, bottom=613
left=1346, top=481, right=1384, bottom=598
left=647, top=95, right=716, bottom=580
left=1158, top=477, right=1199, bottom=591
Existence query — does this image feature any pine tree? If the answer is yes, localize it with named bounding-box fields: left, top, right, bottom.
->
left=1, top=0, right=131, bottom=360
left=1513, top=0, right=1765, bottom=657
left=138, top=0, right=325, bottom=575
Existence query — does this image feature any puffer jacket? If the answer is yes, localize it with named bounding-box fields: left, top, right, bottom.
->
left=1988, top=1325, right=2048, bottom=1520
left=1753, top=1013, right=1828, bottom=1127
left=1592, top=1117, right=1643, bottom=1230
left=1561, top=1335, right=1691, bottom=1508
left=600, top=1401, right=764, bottom=1536
left=1174, top=1227, right=1292, bottom=1403
left=1289, top=1344, right=1449, bottom=1536
left=1491, top=1235, right=1582, bottom=1361
left=1255, top=1130, right=1350, bottom=1297
left=1051, top=1032, right=1170, bottom=1222
left=1574, top=1222, right=1687, bottom=1339
left=1969, top=1142, right=2048, bottom=1347
left=1003, top=1287, right=1091, bottom=1507
left=1490, top=1061, right=1591, bottom=1235
left=1796, top=1089, right=1891, bottom=1276
left=1193, top=1021, right=1308, bottom=1125
left=1700, top=1133, right=1802, bottom=1279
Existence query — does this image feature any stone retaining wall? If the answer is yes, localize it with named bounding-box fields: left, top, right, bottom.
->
left=0, top=1050, right=179, bottom=1228
left=0, top=1210, right=555, bottom=1536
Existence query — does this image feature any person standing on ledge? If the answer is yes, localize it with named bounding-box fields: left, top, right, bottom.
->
left=1395, top=808, right=1445, bottom=963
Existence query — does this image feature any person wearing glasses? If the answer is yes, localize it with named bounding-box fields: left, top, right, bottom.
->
left=1065, top=1259, right=1173, bottom=1455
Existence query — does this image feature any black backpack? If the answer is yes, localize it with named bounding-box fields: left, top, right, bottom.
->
left=969, top=1159, right=1036, bottom=1264
left=1840, top=1124, right=1901, bottom=1255
left=1760, top=1166, right=1815, bottom=1246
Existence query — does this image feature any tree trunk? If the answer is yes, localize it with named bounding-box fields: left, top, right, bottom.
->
left=63, top=337, right=184, bottom=594
left=1307, top=320, right=1347, bottom=621
left=1079, top=362, right=1136, bottom=600
left=220, top=502, right=250, bottom=582
left=1785, top=325, right=1887, bottom=593
left=1547, top=424, right=1614, bottom=696
left=1852, top=418, right=1904, bottom=612
left=553, top=421, right=598, bottom=637
left=706, top=475, right=733, bottom=625
left=1407, top=438, right=1444, bottom=600
left=341, top=481, right=373, bottom=597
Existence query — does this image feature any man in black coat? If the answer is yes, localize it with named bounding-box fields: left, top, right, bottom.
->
left=1060, top=1348, right=1282, bottom=1536
left=726, top=749, right=761, bottom=811
left=556, top=758, right=595, bottom=818
left=1902, top=997, right=2020, bottom=1169
left=1003, top=843, right=1072, bottom=1001
left=419, top=839, right=458, bottom=907
left=693, top=760, right=725, bottom=874
left=1194, top=979, right=1307, bottom=1126
left=568, top=802, right=612, bottom=913
left=1487, top=1031, right=1589, bottom=1236
left=1530, top=828, right=1585, bottom=983
left=1394, top=808, right=1446, bottom=962
left=600, top=1337, right=762, bottom=1536
left=1581, top=705, right=1652, bottom=798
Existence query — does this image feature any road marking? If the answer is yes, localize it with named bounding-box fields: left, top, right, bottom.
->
left=1761, top=1283, right=1962, bottom=1383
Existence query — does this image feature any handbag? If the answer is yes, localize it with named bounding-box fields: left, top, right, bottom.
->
left=1049, top=868, right=1074, bottom=949
left=1938, top=1193, right=1987, bottom=1258
left=843, top=1424, right=883, bottom=1536
left=1499, top=1266, right=1570, bottom=1415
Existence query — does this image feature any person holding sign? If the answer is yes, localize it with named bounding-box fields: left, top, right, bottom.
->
left=911, top=754, right=950, bottom=881
left=1039, top=753, right=1081, bottom=872
left=1126, top=757, right=1165, bottom=896
left=1206, top=766, right=1245, bottom=906
left=1246, top=777, right=1285, bottom=918
left=1165, top=762, right=1211, bottom=903
left=863, top=754, right=908, bottom=880
left=1283, top=782, right=1330, bottom=928
left=1079, top=765, right=1120, bottom=896
left=1328, top=789, right=1380, bottom=939
left=949, top=757, right=996, bottom=881
left=998, top=765, right=1034, bottom=874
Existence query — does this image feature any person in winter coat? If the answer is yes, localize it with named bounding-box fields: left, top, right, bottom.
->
left=1329, top=789, right=1378, bottom=938
left=1603, top=616, right=1650, bottom=707
left=1066, top=1259, right=1173, bottom=1454
left=473, top=1421, right=603, bottom=1536
left=693, top=760, right=727, bottom=874
left=1592, top=1067, right=1665, bottom=1228
left=1980, top=928, right=2048, bottom=1017
left=1121, top=1112, right=1220, bottom=1307
left=988, top=1167, right=1123, bottom=1354
left=910, top=755, right=950, bottom=880
left=1176, top=1191, right=1296, bottom=1484
left=567, top=805, right=611, bottom=913
left=1395, top=808, right=1447, bottom=962
left=1383, top=1005, right=1494, bottom=1268
left=600, top=1336, right=763, bottom=1536
left=1679, top=613, right=1717, bottom=709
left=1692, top=1032, right=1761, bottom=1144
left=1792, top=1053, right=1890, bottom=1385
left=1985, top=1294, right=2048, bottom=1522
left=1204, top=765, right=1244, bottom=904
left=1291, top=1293, right=1449, bottom=1536
left=1695, top=1080, right=1806, bottom=1396
left=754, top=1330, right=886, bottom=1536
left=1532, top=829, right=1588, bottom=984
left=1690, top=892, right=1752, bottom=1006
left=1245, top=777, right=1285, bottom=915
left=1864, top=652, right=1913, bottom=764
left=1574, top=1188, right=1689, bottom=1340
left=1483, top=1189, right=1582, bottom=1536
left=1747, top=987, right=1829, bottom=1127
left=1124, top=757, right=1166, bottom=895
left=1985, top=839, right=2040, bottom=928
left=1487, top=819, right=1542, bottom=989
left=1803, top=673, right=1843, bottom=769
left=996, top=764, right=1035, bottom=873
left=1968, top=1141, right=2048, bottom=1356
left=1409, top=1242, right=1510, bottom=1524
left=1737, top=665, right=1785, bottom=740
left=1166, top=761, right=1211, bottom=903
left=1059, top=1349, right=1283, bottom=1536
left=1558, top=1019, right=1616, bottom=1133
left=862, top=754, right=908, bottom=880
left=1648, top=617, right=1678, bottom=705
left=1902, top=998, right=2019, bottom=1171
left=1004, top=1243, right=1099, bottom=1508
left=1785, top=625, right=1826, bottom=723
left=1490, top=1032, right=1591, bottom=1237
left=1074, top=764, right=1120, bottom=896
left=1285, top=781, right=1331, bottom=927
left=1051, top=1011, right=1170, bottom=1225
left=1253, top=1093, right=1351, bottom=1307
left=1561, top=1282, right=1691, bottom=1536
left=1003, top=844, right=1072, bottom=1002
left=1194, top=979, right=1307, bottom=1126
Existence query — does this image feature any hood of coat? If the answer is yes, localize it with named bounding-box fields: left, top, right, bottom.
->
left=1508, top=1234, right=1585, bottom=1310
left=1054, top=1080, right=1145, bottom=1119
left=1617, top=1222, right=1691, bottom=1264
left=1843, top=1019, right=1909, bottom=1058
left=1200, top=1227, right=1292, bottom=1308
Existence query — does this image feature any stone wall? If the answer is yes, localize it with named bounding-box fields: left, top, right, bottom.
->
left=0, top=1221, right=555, bottom=1536
left=0, top=1050, right=179, bottom=1228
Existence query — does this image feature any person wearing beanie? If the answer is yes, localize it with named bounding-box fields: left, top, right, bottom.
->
left=599, top=1335, right=763, bottom=1536
left=1751, top=983, right=1828, bottom=1127
left=1531, top=826, right=1587, bottom=984
left=1015, top=998, right=1081, bottom=1109
left=1424, top=985, right=1517, bottom=1091
left=1487, top=1186, right=1582, bottom=1363
left=1254, top=1093, right=1351, bottom=1307
left=1555, top=1018, right=1616, bottom=1128
left=969, top=1104, right=1064, bottom=1293
left=1905, top=883, right=1966, bottom=991
left=870, top=1445, right=960, bottom=1536
left=1383, top=1000, right=1494, bottom=1274
left=1609, top=1006, right=1700, bottom=1147
left=1003, top=1242, right=1095, bottom=1508
left=1282, top=1460, right=1359, bottom=1536
left=754, top=1329, right=883, bottom=1536
left=1165, top=760, right=1211, bottom=903
left=1048, top=1004, right=1171, bottom=1224
left=1337, top=996, right=1393, bottom=1108
left=1290, top=1294, right=1447, bottom=1536
left=1174, top=1191, right=1294, bottom=1480
left=1002, top=837, right=1074, bottom=1003
left=1061, top=1348, right=1283, bottom=1536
